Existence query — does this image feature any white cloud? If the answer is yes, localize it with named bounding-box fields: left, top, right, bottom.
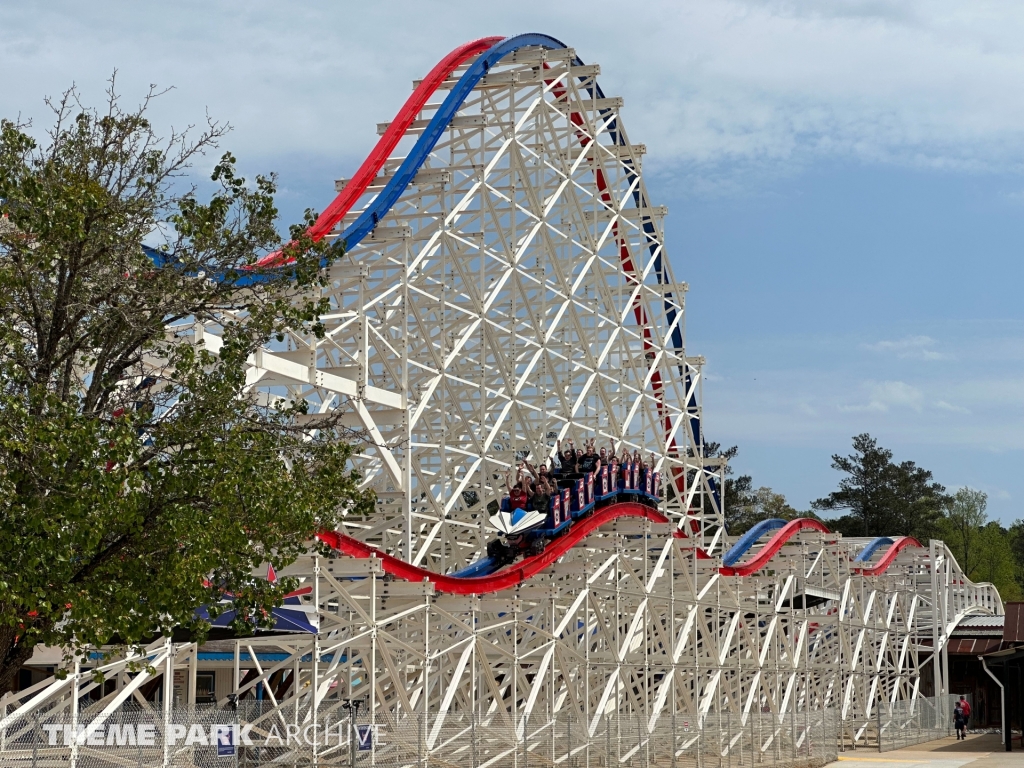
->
left=702, top=329, right=1024, bottom=453
left=862, top=335, right=950, bottom=360
left=4, top=0, right=1024, bottom=192
left=696, top=330, right=1024, bottom=522
left=950, top=378, right=1024, bottom=409
left=841, top=380, right=924, bottom=413
left=796, top=402, right=818, bottom=417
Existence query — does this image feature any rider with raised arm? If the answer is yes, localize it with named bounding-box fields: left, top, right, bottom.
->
left=531, top=474, right=554, bottom=514
left=505, top=467, right=531, bottom=512
left=577, top=439, right=601, bottom=475
left=557, top=438, right=579, bottom=475
left=524, top=456, right=552, bottom=487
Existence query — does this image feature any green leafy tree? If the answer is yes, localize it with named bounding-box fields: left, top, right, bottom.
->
left=703, top=444, right=809, bottom=534
left=938, top=488, right=988, bottom=579
left=727, top=486, right=804, bottom=535
left=812, top=434, right=947, bottom=540
left=972, top=522, right=1022, bottom=601
left=936, top=488, right=1021, bottom=598
left=0, top=83, right=373, bottom=691
left=1008, top=520, right=1024, bottom=597
left=700, top=444, right=752, bottom=532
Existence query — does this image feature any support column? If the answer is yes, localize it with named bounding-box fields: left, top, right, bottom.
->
left=929, top=541, right=943, bottom=711
left=70, top=656, right=80, bottom=768
left=402, top=234, right=413, bottom=564
left=162, top=640, right=174, bottom=768
left=370, top=559, right=377, bottom=768
left=312, top=555, right=321, bottom=767
left=1005, top=663, right=1013, bottom=752
left=187, top=647, right=197, bottom=707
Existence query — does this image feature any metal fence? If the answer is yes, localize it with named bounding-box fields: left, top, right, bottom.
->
left=0, top=701, right=843, bottom=768
left=874, top=694, right=964, bottom=752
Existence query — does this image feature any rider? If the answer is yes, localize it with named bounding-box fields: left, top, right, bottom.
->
left=530, top=474, right=554, bottom=514
left=505, top=468, right=531, bottom=512
left=525, top=457, right=553, bottom=486
left=557, top=438, right=578, bottom=475
left=577, top=439, right=601, bottom=475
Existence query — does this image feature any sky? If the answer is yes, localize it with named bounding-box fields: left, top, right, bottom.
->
left=3, top=0, right=1024, bottom=522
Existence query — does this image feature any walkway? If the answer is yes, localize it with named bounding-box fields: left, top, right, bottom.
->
left=832, top=734, right=1024, bottom=768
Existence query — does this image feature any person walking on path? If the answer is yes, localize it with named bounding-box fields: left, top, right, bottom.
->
left=958, top=695, right=971, bottom=732
left=954, top=702, right=967, bottom=740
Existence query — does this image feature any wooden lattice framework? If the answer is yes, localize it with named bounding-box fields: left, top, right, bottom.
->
left=0, top=35, right=1004, bottom=767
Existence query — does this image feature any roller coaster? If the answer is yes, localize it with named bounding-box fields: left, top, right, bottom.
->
left=0, top=33, right=1005, bottom=767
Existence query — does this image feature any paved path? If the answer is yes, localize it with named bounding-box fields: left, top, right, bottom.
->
left=830, top=734, right=1024, bottom=768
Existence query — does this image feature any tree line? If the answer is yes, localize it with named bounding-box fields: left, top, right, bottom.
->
left=719, top=434, right=1022, bottom=600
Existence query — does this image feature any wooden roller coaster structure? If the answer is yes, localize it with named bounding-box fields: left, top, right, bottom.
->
left=0, top=33, right=1003, bottom=767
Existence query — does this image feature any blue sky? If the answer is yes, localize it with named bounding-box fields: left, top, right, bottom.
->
left=3, top=0, right=1024, bottom=521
